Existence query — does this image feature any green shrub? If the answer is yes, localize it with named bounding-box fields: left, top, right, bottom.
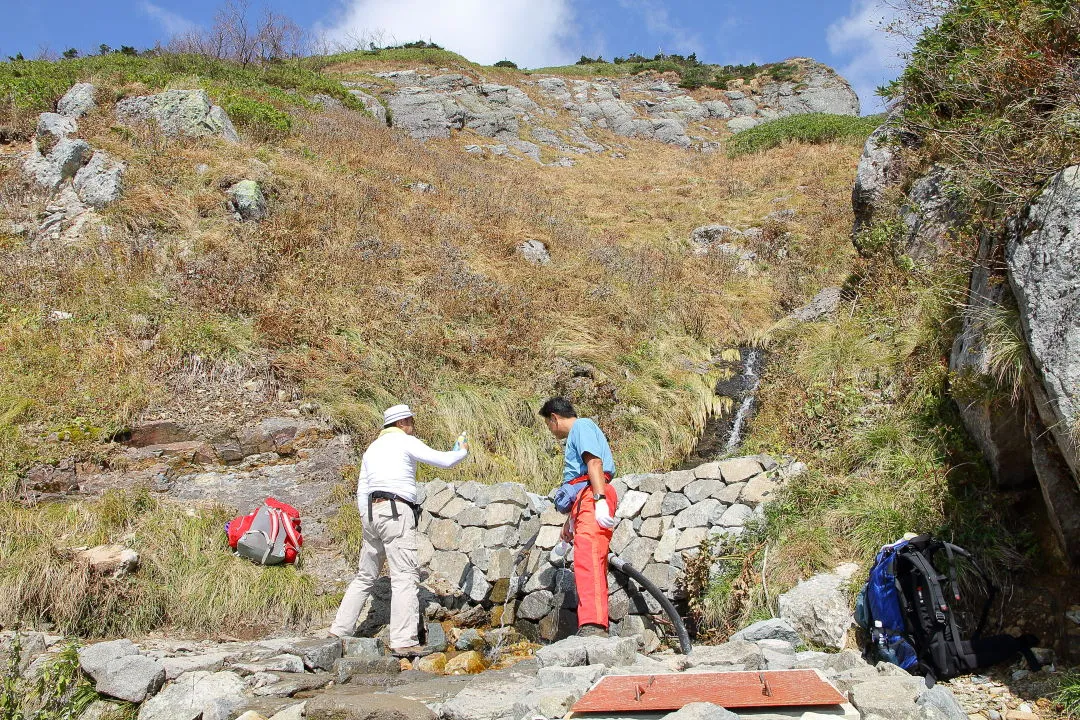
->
left=493, top=59, right=518, bottom=69
left=220, top=93, right=292, bottom=138
left=727, top=113, right=884, bottom=157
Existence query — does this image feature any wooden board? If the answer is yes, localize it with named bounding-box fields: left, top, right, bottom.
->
left=571, top=669, right=847, bottom=714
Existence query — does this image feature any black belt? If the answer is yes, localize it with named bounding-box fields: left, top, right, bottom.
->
left=368, top=491, right=421, bottom=525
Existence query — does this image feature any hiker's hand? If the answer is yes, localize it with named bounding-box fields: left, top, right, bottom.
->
left=560, top=519, right=573, bottom=543
left=594, top=499, right=616, bottom=529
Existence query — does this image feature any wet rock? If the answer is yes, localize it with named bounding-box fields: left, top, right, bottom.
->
left=333, top=655, right=400, bottom=681
left=306, top=688, right=435, bottom=719
left=414, top=652, right=447, bottom=673
left=518, top=590, right=555, bottom=621
left=445, top=650, right=486, bottom=675
left=278, top=638, right=342, bottom=672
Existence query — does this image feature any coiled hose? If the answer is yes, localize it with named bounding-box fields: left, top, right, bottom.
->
left=608, top=552, right=693, bottom=655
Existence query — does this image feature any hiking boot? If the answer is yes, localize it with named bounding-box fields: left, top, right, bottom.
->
left=576, top=624, right=609, bottom=638
left=390, top=644, right=428, bottom=658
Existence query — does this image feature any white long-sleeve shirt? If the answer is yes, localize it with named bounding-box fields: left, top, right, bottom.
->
left=356, top=427, right=467, bottom=512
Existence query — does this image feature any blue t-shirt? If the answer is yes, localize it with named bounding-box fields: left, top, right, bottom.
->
left=562, top=418, right=616, bottom=483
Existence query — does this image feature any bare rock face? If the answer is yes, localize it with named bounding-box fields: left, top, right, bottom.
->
left=116, top=89, right=239, bottom=142
left=949, top=231, right=1037, bottom=489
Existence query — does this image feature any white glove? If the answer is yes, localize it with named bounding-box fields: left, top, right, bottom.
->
left=594, top=498, right=616, bottom=529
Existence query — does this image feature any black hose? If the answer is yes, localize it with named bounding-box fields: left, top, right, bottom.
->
left=608, top=552, right=693, bottom=655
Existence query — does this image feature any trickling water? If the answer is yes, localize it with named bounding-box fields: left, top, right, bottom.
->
left=724, top=348, right=761, bottom=452
left=486, top=563, right=521, bottom=665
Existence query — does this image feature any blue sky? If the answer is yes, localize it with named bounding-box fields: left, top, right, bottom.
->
left=0, top=0, right=910, bottom=113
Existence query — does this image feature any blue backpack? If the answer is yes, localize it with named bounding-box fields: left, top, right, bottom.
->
left=855, top=535, right=1040, bottom=680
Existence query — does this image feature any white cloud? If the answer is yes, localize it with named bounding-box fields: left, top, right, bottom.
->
left=317, top=0, right=579, bottom=69
left=617, top=0, right=703, bottom=56
left=140, top=1, right=197, bottom=37
left=826, top=0, right=910, bottom=114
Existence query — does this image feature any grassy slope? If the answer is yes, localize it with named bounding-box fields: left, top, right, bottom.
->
left=0, top=49, right=869, bottom=636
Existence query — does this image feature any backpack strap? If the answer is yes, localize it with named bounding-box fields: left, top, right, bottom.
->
left=943, top=542, right=996, bottom=639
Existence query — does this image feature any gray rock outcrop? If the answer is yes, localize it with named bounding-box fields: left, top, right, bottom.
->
left=23, top=137, right=91, bottom=190
left=137, top=670, right=247, bottom=720
left=57, top=83, right=96, bottom=118
left=116, top=89, right=239, bottom=142
left=74, top=151, right=125, bottom=208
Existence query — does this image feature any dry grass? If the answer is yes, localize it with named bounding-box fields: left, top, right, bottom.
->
left=0, top=69, right=861, bottom=494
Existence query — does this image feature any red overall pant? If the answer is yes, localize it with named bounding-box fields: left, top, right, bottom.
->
left=571, top=481, right=618, bottom=628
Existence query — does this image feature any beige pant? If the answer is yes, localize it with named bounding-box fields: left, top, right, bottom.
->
left=330, top=499, right=419, bottom=648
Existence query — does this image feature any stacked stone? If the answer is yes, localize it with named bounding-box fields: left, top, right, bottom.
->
left=416, top=455, right=794, bottom=647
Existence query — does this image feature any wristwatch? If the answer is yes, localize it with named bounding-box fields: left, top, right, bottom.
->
left=593, top=493, right=606, bottom=501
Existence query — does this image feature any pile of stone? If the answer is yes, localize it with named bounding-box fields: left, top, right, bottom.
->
left=8, top=616, right=997, bottom=720
left=414, top=455, right=799, bottom=650
left=20, top=83, right=126, bottom=246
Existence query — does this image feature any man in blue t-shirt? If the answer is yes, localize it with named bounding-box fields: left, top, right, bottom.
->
left=540, top=397, right=618, bottom=637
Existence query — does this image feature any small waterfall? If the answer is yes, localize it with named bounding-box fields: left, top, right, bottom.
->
left=680, top=347, right=766, bottom=467
left=724, top=348, right=761, bottom=452
left=486, top=562, right=522, bottom=665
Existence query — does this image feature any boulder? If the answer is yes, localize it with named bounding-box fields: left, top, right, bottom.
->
left=917, top=686, right=968, bottom=720
left=162, top=652, right=229, bottom=680
left=730, top=618, right=801, bottom=645
left=115, top=89, right=239, bottom=142
left=852, top=116, right=917, bottom=238
left=23, top=138, right=92, bottom=190
left=228, top=180, right=267, bottom=221
left=37, top=112, right=77, bottom=148
left=718, top=503, right=754, bottom=527
left=279, top=637, right=342, bottom=672
left=690, top=225, right=743, bottom=256
left=728, top=117, right=762, bottom=133
left=440, top=674, right=537, bottom=720
left=137, top=671, right=247, bottom=720
left=684, top=479, right=724, bottom=503
left=74, top=151, right=125, bottom=208
left=778, top=568, right=856, bottom=649
left=849, top=677, right=928, bottom=720
left=518, top=590, right=555, bottom=621
left=57, top=83, right=96, bottom=118
left=674, top=499, right=721, bottom=528
left=75, top=544, right=139, bottom=577
left=94, top=654, right=165, bottom=703
left=740, top=475, right=780, bottom=506
left=343, top=86, right=388, bottom=125
left=78, top=639, right=140, bottom=681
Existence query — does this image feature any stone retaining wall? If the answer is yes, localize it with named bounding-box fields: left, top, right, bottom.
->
left=414, top=454, right=802, bottom=647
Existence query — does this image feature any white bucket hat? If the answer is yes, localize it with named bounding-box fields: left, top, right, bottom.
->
left=383, top=404, right=414, bottom=426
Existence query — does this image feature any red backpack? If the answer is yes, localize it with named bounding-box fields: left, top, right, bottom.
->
left=226, top=498, right=303, bottom=565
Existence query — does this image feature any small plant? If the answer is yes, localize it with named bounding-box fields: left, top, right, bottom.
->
left=1056, top=671, right=1080, bottom=719
left=0, top=635, right=100, bottom=720
left=493, top=59, right=517, bottom=69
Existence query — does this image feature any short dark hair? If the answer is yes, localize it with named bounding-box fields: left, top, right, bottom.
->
left=539, top=397, right=577, bottom=419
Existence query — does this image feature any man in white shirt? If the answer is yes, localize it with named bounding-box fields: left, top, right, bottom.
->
left=330, top=404, right=468, bottom=656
